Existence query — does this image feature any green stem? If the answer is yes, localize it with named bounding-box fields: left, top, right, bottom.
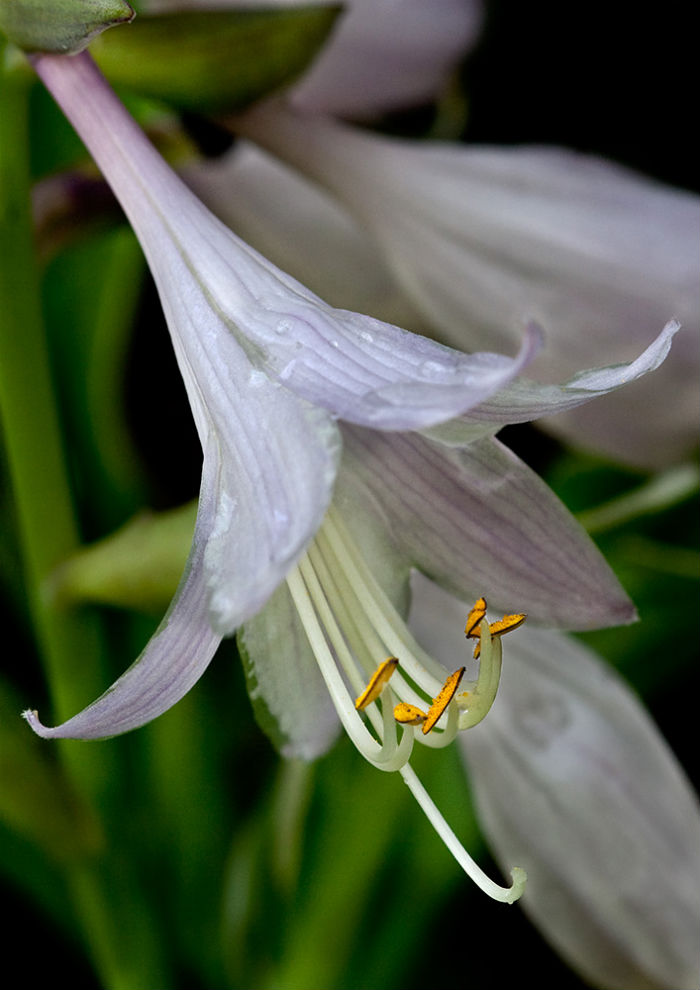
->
left=0, top=49, right=105, bottom=749
left=0, top=47, right=168, bottom=989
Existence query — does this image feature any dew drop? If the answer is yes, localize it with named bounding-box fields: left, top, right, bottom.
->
left=419, top=359, right=447, bottom=380
left=248, top=369, right=267, bottom=388
left=279, top=359, right=297, bottom=381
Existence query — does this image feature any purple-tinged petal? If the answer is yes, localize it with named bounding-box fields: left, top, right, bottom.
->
left=235, top=105, right=699, bottom=465
left=340, top=428, right=635, bottom=630
left=35, top=53, right=542, bottom=433
left=200, top=383, right=340, bottom=635
left=23, top=449, right=223, bottom=740
left=288, top=0, right=484, bottom=120
left=24, top=364, right=341, bottom=736
left=427, top=320, right=681, bottom=443
left=184, top=142, right=423, bottom=332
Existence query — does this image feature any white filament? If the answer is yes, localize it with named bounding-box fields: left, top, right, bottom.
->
left=284, top=511, right=526, bottom=903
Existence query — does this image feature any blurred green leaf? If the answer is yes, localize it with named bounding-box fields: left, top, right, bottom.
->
left=91, top=6, right=341, bottom=112
left=543, top=451, right=700, bottom=698
left=42, top=229, right=149, bottom=528
left=53, top=501, right=195, bottom=613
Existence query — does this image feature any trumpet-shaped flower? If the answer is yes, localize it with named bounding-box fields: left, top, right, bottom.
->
left=232, top=102, right=700, bottom=467
left=24, top=51, right=683, bottom=900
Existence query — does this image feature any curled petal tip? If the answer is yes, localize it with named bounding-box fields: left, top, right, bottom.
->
left=22, top=707, right=60, bottom=740
left=21, top=709, right=49, bottom=737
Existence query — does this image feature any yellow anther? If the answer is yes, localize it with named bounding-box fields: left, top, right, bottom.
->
left=489, top=612, right=527, bottom=637
left=394, top=702, right=428, bottom=726
left=465, top=597, right=487, bottom=637
left=355, top=657, right=399, bottom=710
left=422, top=667, right=466, bottom=734
left=468, top=604, right=527, bottom=659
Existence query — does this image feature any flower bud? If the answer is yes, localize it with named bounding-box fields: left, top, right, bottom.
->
left=0, top=0, right=134, bottom=54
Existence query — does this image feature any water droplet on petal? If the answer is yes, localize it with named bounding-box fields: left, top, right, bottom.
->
left=279, top=359, right=297, bottom=381
left=248, top=369, right=267, bottom=388
left=419, top=359, right=447, bottom=380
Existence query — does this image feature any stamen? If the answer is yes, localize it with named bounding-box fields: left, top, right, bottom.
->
left=489, top=613, right=528, bottom=636
left=394, top=702, right=428, bottom=726
left=287, top=562, right=413, bottom=772
left=465, top=597, right=487, bottom=636
left=422, top=667, right=466, bottom=734
left=467, top=602, right=527, bottom=660
left=355, top=657, right=399, bottom=710
left=321, top=508, right=446, bottom=692
left=286, top=522, right=527, bottom=903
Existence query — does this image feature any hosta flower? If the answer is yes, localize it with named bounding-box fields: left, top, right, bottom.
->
left=25, top=52, right=681, bottom=900
left=232, top=102, right=700, bottom=468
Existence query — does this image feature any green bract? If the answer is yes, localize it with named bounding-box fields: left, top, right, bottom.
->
left=0, top=0, right=133, bottom=53
left=91, top=6, right=342, bottom=112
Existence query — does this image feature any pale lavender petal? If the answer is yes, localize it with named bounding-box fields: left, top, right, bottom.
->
left=289, top=0, right=484, bottom=119
left=201, top=384, right=340, bottom=635
left=236, top=105, right=699, bottom=465
left=184, top=142, right=423, bottom=332
left=458, top=623, right=700, bottom=990
left=427, top=319, right=681, bottom=441
left=36, top=53, right=542, bottom=433
left=23, top=450, right=224, bottom=740
left=239, top=581, right=340, bottom=761
left=35, top=51, right=346, bottom=638
left=340, top=428, right=634, bottom=629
